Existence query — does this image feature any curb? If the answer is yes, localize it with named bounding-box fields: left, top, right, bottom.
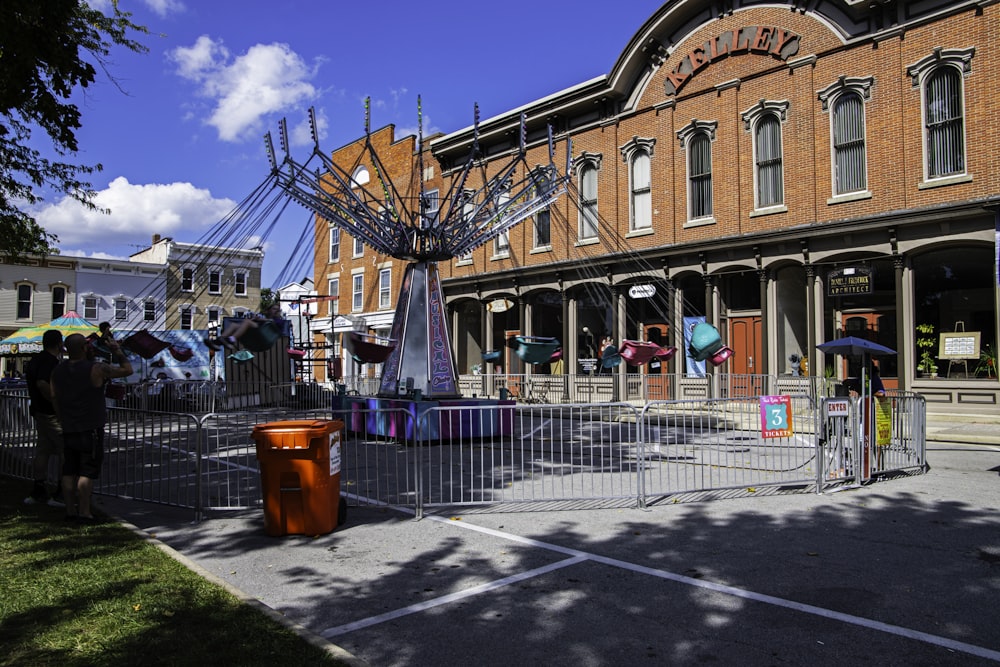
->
left=112, top=514, right=370, bottom=667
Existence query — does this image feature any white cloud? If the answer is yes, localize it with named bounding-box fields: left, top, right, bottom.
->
left=143, top=0, right=185, bottom=17
left=36, top=177, right=236, bottom=249
left=170, top=37, right=318, bottom=143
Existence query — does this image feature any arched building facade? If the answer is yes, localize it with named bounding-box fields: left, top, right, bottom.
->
left=313, top=0, right=999, bottom=414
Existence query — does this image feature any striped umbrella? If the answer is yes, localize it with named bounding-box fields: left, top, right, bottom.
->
left=0, top=311, right=99, bottom=355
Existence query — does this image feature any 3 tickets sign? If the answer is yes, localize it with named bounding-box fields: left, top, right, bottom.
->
left=759, top=394, right=793, bottom=439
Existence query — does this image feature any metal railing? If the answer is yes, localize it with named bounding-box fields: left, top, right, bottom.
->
left=0, top=386, right=926, bottom=520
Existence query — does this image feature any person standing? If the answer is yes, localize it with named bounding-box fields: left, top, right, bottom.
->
left=23, top=329, right=65, bottom=506
left=50, top=333, right=133, bottom=522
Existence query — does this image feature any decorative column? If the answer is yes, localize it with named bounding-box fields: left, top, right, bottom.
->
left=560, top=276, right=570, bottom=400
left=893, top=254, right=907, bottom=387
left=805, top=264, right=817, bottom=374
left=758, top=267, right=769, bottom=378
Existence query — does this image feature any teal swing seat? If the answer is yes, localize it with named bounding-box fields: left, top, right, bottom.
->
left=514, top=336, right=560, bottom=364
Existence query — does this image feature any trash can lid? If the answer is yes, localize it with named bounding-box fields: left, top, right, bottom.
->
left=251, top=419, right=332, bottom=434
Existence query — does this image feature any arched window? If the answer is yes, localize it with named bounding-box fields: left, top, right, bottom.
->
left=689, top=134, right=713, bottom=220
left=352, top=165, right=370, bottom=187
left=754, top=115, right=783, bottom=207
left=620, top=138, right=654, bottom=232
left=833, top=92, right=867, bottom=194
left=576, top=153, right=602, bottom=241
left=925, top=67, right=965, bottom=178
left=532, top=169, right=551, bottom=248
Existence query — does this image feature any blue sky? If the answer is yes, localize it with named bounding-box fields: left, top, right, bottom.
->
left=34, top=0, right=664, bottom=285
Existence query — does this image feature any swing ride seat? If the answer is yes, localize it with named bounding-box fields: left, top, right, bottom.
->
left=618, top=339, right=676, bottom=365
left=601, top=344, right=622, bottom=369
left=169, top=345, right=194, bottom=362
left=513, top=336, right=560, bottom=364
left=345, top=330, right=397, bottom=364
left=122, top=330, right=171, bottom=360
left=482, top=350, right=502, bottom=363
left=241, top=320, right=282, bottom=353
left=688, top=322, right=724, bottom=362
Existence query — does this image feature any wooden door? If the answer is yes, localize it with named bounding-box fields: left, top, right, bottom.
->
left=728, top=316, right=762, bottom=397
left=643, top=323, right=670, bottom=400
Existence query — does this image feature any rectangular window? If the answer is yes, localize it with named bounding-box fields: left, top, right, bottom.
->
left=144, top=301, right=156, bottom=322
left=353, top=235, right=364, bottom=257
left=833, top=94, right=867, bottom=194
left=328, top=278, right=339, bottom=316
left=329, top=226, right=340, bottom=262
left=114, top=298, right=127, bottom=321
left=755, top=116, right=783, bottom=208
left=208, top=308, right=220, bottom=324
left=181, top=267, right=194, bottom=291
left=208, top=270, right=221, bottom=294
left=83, top=296, right=98, bottom=321
left=579, top=165, right=599, bottom=240
left=379, top=268, right=391, bottom=310
left=352, top=274, right=363, bottom=312
left=180, top=307, right=192, bottom=330
left=689, top=135, right=713, bottom=219
left=631, top=151, right=652, bottom=230
left=16, top=284, right=32, bottom=319
left=51, top=286, right=66, bottom=319
left=234, top=272, right=247, bottom=296
left=422, top=189, right=439, bottom=227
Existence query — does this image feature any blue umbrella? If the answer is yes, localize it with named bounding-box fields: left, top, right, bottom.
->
left=817, top=337, right=898, bottom=455
left=816, top=336, right=896, bottom=357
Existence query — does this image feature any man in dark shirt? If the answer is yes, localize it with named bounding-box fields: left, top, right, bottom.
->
left=51, top=333, right=133, bottom=521
left=24, top=329, right=64, bottom=506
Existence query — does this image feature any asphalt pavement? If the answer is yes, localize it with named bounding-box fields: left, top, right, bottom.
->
left=98, top=418, right=1000, bottom=667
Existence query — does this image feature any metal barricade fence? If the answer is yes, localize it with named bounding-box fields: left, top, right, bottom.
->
left=0, top=393, right=34, bottom=481
left=638, top=396, right=823, bottom=504
left=0, top=390, right=926, bottom=520
left=414, top=402, right=642, bottom=517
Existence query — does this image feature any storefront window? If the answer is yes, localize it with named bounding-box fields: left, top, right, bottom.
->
left=912, top=246, right=996, bottom=376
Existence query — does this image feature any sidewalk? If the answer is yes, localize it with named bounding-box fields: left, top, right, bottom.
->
left=100, top=432, right=1000, bottom=667
left=926, top=412, right=1000, bottom=445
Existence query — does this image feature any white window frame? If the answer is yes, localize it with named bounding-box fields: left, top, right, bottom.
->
left=329, top=225, right=341, bottom=262
left=620, top=137, right=655, bottom=233
left=180, top=266, right=195, bottom=292
left=114, top=297, right=128, bottom=321
left=208, top=268, right=222, bottom=294
left=144, top=300, right=156, bottom=322
left=378, top=268, right=391, bottom=310
left=234, top=271, right=248, bottom=297
left=493, top=183, right=511, bottom=258
left=328, top=278, right=339, bottom=316
left=576, top=153, right=602, bottom=242
left=179, top=305, right=194, bottom=330
left=51, top=285, right=66, bottom=319
left=352, top=272, right=364, bottom=312
left=83, top=295, right=98, bottom=321
left=15, top=282, right=33, bottom=320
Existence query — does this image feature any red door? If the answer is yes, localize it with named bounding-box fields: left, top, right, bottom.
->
left=728, top=316, right=762, bottom=397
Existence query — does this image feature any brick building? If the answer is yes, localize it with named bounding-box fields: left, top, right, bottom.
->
left=313, top=0, right=999, bottom=413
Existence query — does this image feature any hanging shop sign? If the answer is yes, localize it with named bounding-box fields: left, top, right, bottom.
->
left=827, top=266, right=873, bottom=296
left=628, top=284, right=656, bottom=299
left=664, top=26, right=801, bottom=95
left=487, top=299, right=514, bottom=313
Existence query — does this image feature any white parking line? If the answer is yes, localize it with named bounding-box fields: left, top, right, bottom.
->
left=320, top=507, right=1000, bottom=662
left=320, top=555, right=586, bottom=639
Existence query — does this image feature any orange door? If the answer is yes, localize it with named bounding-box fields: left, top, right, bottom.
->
left=728, top=316, right=762, bottom=397
left=643, top=324, right=670, bottom=400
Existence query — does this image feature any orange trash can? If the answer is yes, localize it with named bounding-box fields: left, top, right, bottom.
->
left=252, top=419, right=344, bottom=537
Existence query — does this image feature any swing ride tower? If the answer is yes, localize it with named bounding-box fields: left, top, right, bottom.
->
left=265, top=102, right=572, bottom=401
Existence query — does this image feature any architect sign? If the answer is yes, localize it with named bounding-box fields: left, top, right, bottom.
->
left=664, top=26, right=801, bottom=95
left=827, top=266, right=873, bottom=296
